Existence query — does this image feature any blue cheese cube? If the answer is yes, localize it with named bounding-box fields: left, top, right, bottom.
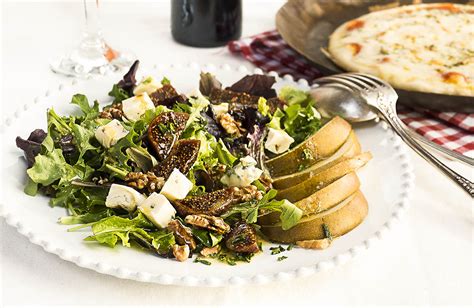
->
left=133, top=76, right=162, bottom=96
left=138, top=193, right=176, bottom=228
left=122, top=92, right=155, bottom=121
left=210, top=103, right=229, bottom=117
left=264, top=128, right=295, bottom=154
left=221, top=156, right=263, bottom=187
left=105, top=184, right=146, bottom=212
left=160, top=168, right=193, bottom=201
left=94, top=119, right=129, bottom=148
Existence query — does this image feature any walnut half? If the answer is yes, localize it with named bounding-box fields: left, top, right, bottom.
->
left=217, top=113, right=246, bottom=136
left=172, top=244, right=190, bottom=262
left=185, top=214, right=230, bottom=234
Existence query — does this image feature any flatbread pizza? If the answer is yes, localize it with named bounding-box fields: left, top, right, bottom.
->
left=328, top=3, right=474, bottom=96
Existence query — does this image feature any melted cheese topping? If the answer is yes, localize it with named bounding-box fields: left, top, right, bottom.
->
left=328, top=3, right=474, bottom=96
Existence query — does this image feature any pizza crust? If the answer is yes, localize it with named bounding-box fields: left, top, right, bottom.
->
left=328, top=3, right=474, bottom=97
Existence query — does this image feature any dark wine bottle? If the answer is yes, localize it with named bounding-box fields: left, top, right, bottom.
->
left=171, top=0, right=242, bottom=47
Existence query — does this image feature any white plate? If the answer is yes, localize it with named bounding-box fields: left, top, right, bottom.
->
left=0, top=63, right=414, bottom=286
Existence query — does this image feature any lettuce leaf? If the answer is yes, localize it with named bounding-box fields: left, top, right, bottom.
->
left=26, top=149, right=76, bottom=186
left=85, top=213, right=175, bottom=254
left=215, top=139, right=237, bottom=167
left=279, top=86, right=311, bottom=106
left=283, top=102, right=321, bottom=144
left=276, top=87, right=322, bottom=144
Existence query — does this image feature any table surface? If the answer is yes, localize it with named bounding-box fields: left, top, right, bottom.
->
left=1, top=1, right=472, bottom=306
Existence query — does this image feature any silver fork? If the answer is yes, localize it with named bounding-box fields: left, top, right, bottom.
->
left=316, top=73, right=474, bottom=198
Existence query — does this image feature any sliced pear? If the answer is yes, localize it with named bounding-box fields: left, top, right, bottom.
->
left=296, top=172, right=360, bottom=214
left=265, top=116, right=352, bottom=177
left=260, top=172, right=361, bottom=225
left=260, top=191, right=368, bottom=243
left=272, top=130, right=361, bottom=189
left=276, top=152, right=372, bottom=202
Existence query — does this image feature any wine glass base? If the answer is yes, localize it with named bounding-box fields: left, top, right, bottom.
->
left=50, top=50, right=136, bottom=78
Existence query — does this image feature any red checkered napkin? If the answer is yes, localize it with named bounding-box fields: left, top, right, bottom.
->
left=228, top=30, right=474, bottom=157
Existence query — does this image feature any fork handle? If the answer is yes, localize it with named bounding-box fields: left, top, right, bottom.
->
left=406, top=126, right=474, bottom=166
left=378, top=109, right=474, bottom=198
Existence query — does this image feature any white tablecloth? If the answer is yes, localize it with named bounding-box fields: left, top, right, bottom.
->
left=1, top=1, right=472, bottom=306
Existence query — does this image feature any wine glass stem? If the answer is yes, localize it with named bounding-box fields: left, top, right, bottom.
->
left=81, top=0, right=103, bottom=49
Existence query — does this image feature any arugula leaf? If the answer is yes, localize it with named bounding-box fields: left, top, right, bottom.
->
left=47, top=109, right=72, bottom=136
left=27, top=149, right=76, bottom=186
left=71, top=94, right=99, bottom=121
left=108, top=84, right=130, bottom=103
left=192, top=228, right=223, bottom=247
left=85, top=213, right=175, bottom=254
left=59, top=209, right=115, bottom=225
left=222, top=189, right=302, bottom=230
left=126, top=147, right=157, bottom=172
left=85, top=213, right=154, bottom=247
left=70, top=123, right=96, bottom=159
left=51, top=184, right=108, bottom=216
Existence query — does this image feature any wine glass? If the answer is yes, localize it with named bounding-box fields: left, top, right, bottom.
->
left=50, top=0, right=134, bottom=77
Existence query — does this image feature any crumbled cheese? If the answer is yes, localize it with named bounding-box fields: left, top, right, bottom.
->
left=122, top=92, right=155, bottom=121
left=94, top=119, right=129, bottom=148
left=221, top=156, right=263, bottom=187
left=105, top=184, right=146, bottom=212
left=265, top=128, right=294, bottom=154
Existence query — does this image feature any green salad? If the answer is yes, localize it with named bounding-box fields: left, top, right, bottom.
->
left=16, top=60, right=322, bottom=264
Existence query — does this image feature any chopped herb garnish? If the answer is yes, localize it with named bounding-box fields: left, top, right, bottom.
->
left=287, top=244, right=294, bottom=251
left=142, top=77, right=153, bottom=84
left=323, top=223, right=333, bottom=241
left=208, top=250, right=254, bottom=266
left=270, top=245, right=285, bottom=255
left=161, top=77, right=171, bottom=85
left=194, top=257, right=212, bottom=265
left=277, top=256, right=288, bottom=262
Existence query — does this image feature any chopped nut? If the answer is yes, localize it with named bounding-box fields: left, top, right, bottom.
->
left=235, top=185, right=263, bottom=202
left=185, top=214, right=230, bottom=234
left=125, top=172, right=164, bottom=194
left=200, top=245, right=221, bottom=257
left=172, top=244, right=190, bottom=262
left=217, top=113, right=246, bottom=136
left=99, top=102, right=124, bottom=119
left=167, top=219, right=197, bottom=250
left=296, top=238, right=331, bottom=250
left=258, top=175, right=273, bottom=192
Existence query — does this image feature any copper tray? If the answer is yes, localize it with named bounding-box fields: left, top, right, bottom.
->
left=276, top=0, right=474, bottom=112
